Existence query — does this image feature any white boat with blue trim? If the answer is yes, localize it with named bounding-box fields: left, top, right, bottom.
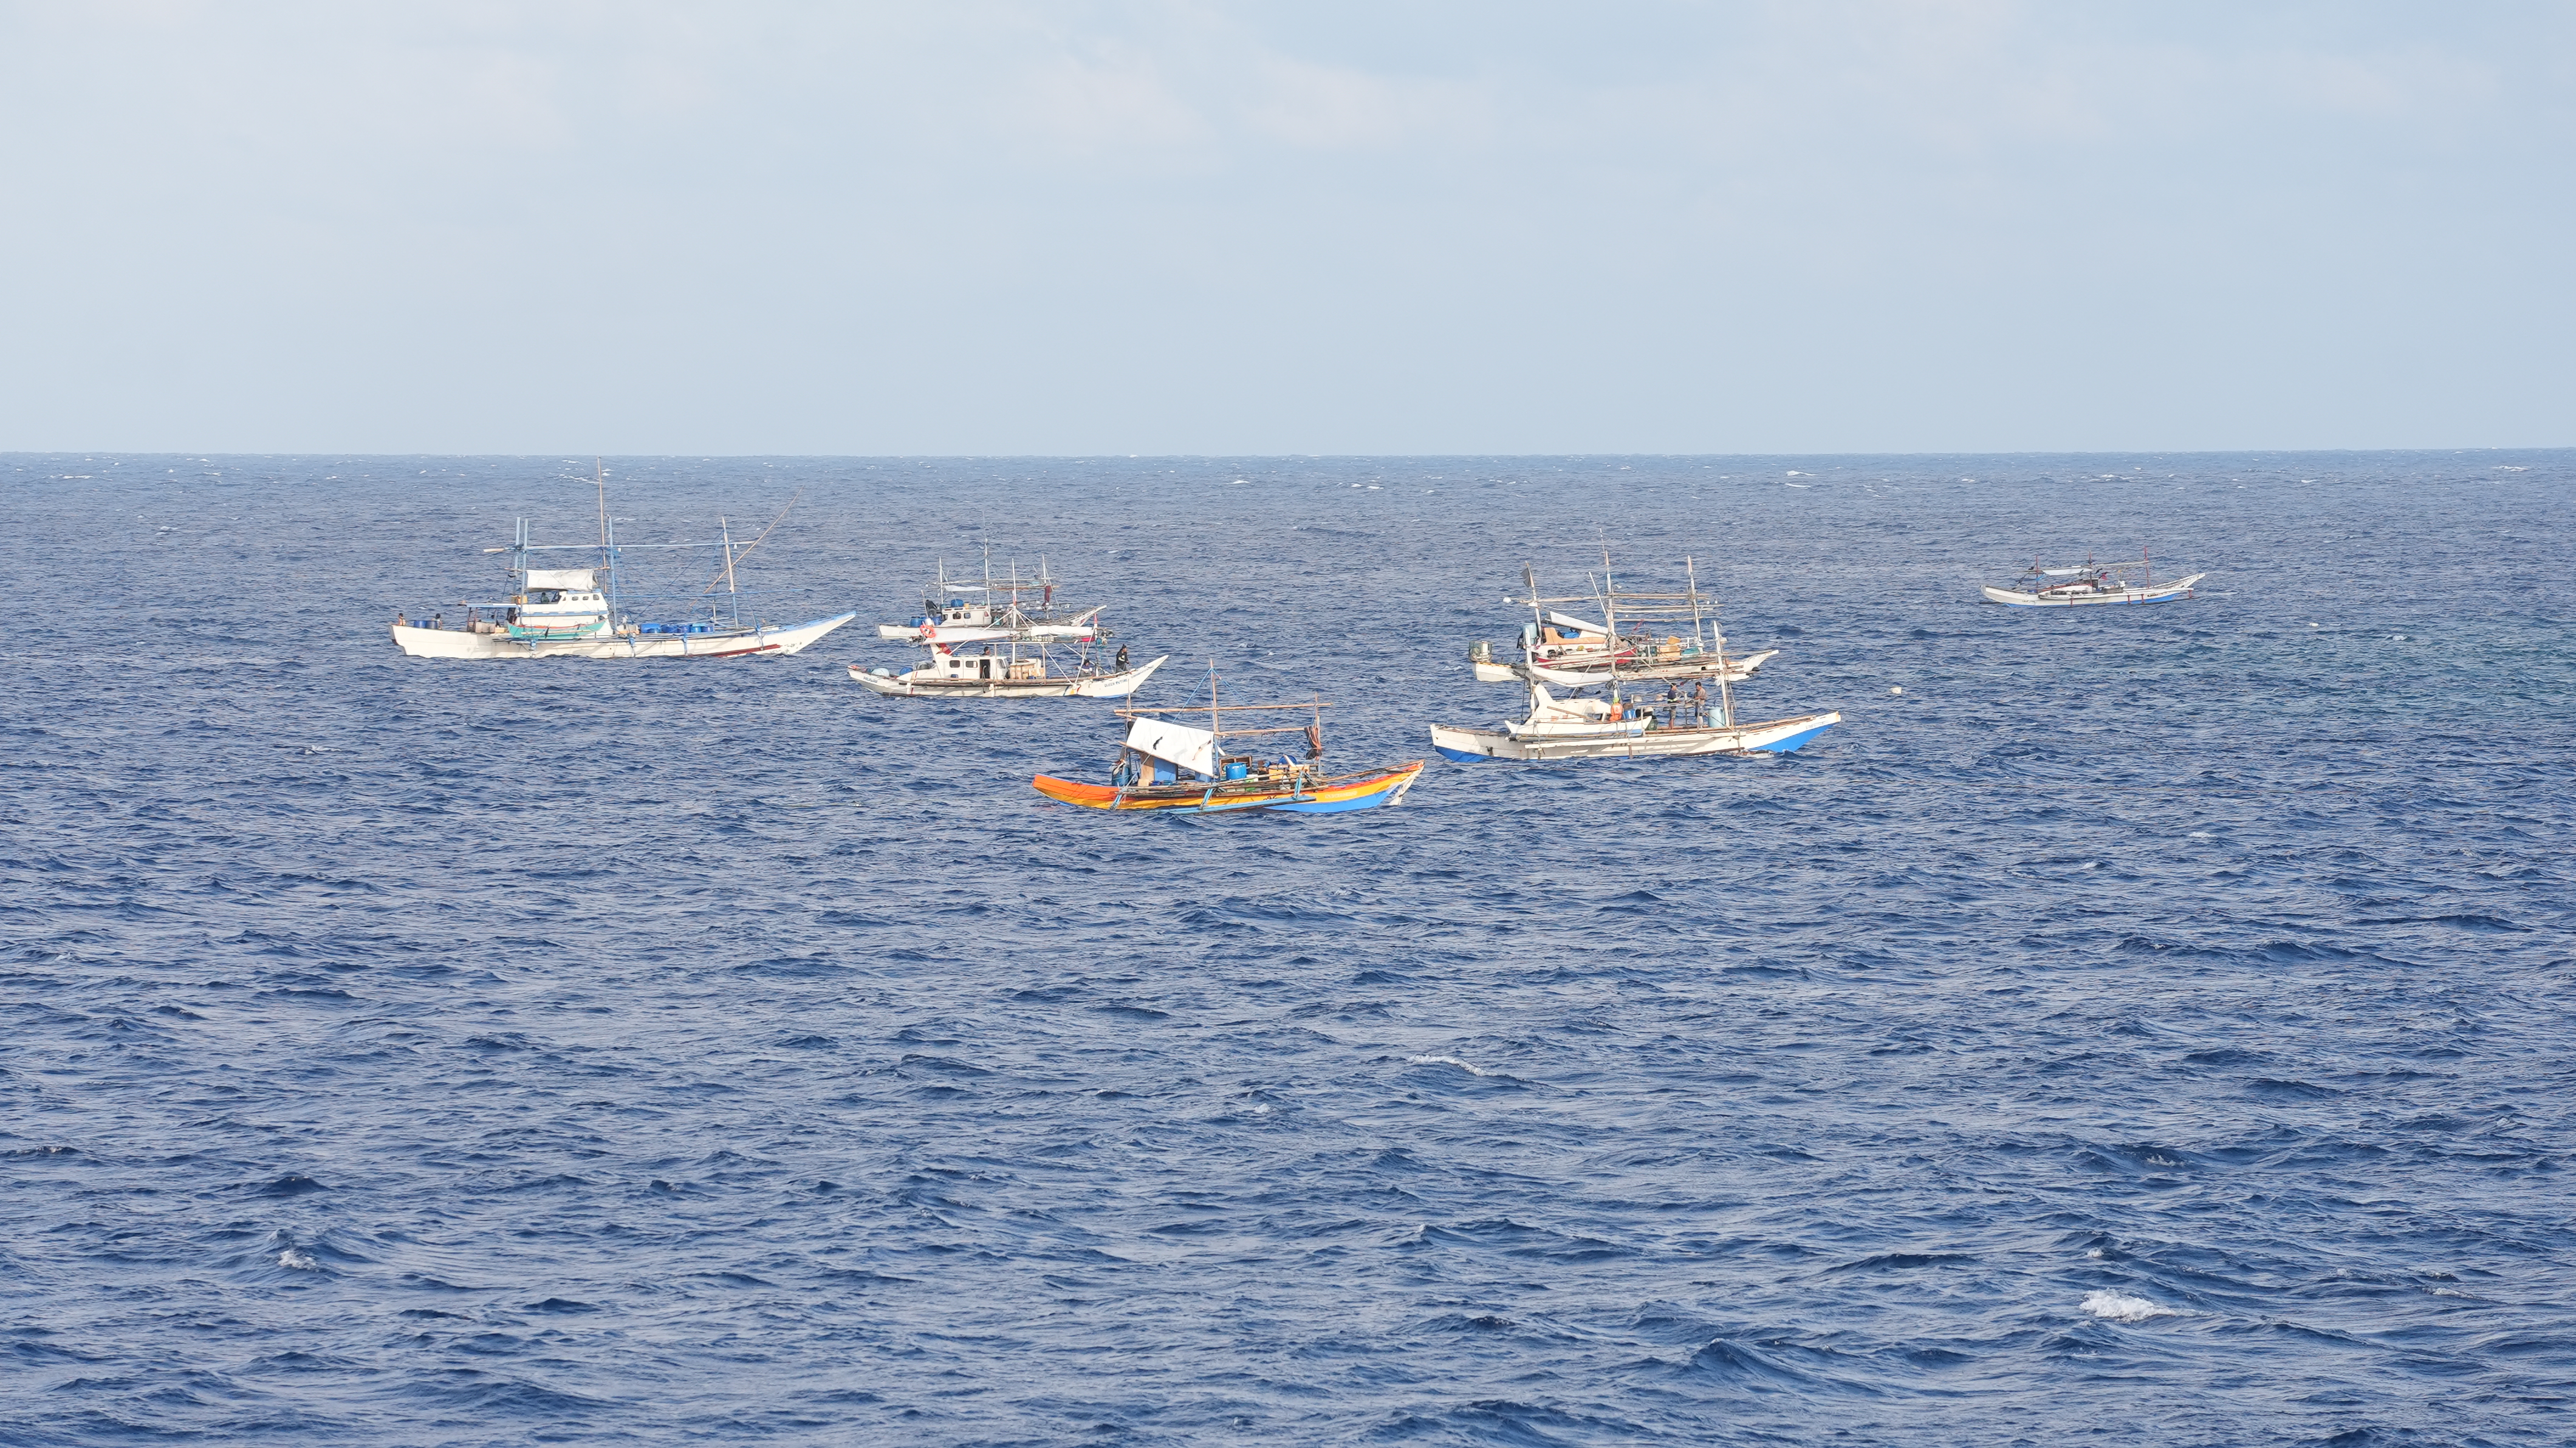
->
left=1982, top=554, right=2202, bottom=607
left=1432, top=688, right=1839, bottom=762
left=1432, top=558, right=1838, bottom=763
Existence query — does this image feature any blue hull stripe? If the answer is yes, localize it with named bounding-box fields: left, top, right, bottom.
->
left=1750, top=721, right=1834, bottom=753
left=1268, top=790, right=1403, bottom=814
left=1434, top=745, right=1492, bottom=763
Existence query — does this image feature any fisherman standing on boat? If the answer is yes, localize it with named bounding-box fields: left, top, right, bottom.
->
left=1690, top=680, right=1710, bottom=726
left=1115, top=644, right=1129, bottom=672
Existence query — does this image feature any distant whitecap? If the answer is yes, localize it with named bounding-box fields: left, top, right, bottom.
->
left=2081, top=1290, right=2176, bottom=1323
left=1410, top=1054, right=1495, bottom=1077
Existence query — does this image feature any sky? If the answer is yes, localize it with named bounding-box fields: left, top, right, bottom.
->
left=1, top=1, right=2571, bottom=454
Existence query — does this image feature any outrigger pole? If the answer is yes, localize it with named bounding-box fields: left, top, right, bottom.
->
left=699, top=489, right=801, bottom=599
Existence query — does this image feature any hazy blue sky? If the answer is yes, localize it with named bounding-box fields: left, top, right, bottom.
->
left=2, top=2, right=2569, bottom=454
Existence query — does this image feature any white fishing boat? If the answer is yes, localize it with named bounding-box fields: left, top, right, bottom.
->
left=1468, top=643, right=1778, bottom=686
left=1432, top=558, right=1838, bottom=762
left=391, top=474, right=855, bottom=660
left=1982, top=553, right=2203, bottom=606
left=851, top=555, right=1164, bottom=699
left=849, top=649, right=1165, bottom=698
left=1465, top=599, right=1782, bottom=685
left=874, top=558, right=1106, bottom=644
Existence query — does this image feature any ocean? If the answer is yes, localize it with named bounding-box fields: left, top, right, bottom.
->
left=5, top=450, right=2571, bottom=1445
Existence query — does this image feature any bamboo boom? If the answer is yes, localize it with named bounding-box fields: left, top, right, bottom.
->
left=698, top=490, right=801, bottom=595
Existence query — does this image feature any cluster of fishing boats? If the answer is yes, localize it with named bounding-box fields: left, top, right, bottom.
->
left=389, top=479, right=2199, bottom=818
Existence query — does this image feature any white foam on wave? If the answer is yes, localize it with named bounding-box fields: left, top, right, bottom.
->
left=1409, top=1054, right=1495, bottom=1077
left=278, top=1248, right=320, bottom=1271
left=2081, top=1289, right=2176, bottom=1323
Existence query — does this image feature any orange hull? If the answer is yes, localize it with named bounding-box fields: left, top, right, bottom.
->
left=1032, top=762, right=1424, bottom=814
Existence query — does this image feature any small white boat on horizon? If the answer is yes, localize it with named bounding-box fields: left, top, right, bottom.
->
left=1982, top=555, right=2204, bottom=607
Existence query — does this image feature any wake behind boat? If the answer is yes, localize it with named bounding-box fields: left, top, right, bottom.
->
left=1034, top=672, right=1422, bottom=814
left=391, top=473, right=854, bottom=660
left=1982, top=553, right=2203, bottom=606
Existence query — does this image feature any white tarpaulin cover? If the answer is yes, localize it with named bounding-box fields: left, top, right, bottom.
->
left=526, top=569, right=597, bottom=590
left=1546, top=611, right=1606, bottom=635
left=1125, top=717, right=1218, bottom=778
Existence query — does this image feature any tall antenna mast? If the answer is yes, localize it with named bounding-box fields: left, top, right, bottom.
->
left=1521, top=562, right=1545, bottom=711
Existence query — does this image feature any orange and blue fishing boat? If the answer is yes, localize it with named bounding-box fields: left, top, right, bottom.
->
left=1032, top=675, right=1422, bottom=816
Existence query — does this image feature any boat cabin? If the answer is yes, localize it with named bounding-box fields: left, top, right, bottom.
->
left=507, top=568, right=611, bottom=638
left=915, top=596, right=996, bottom=629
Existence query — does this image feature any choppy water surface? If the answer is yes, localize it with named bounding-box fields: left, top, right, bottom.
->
left=5, top=451, right=2573, bottom=1446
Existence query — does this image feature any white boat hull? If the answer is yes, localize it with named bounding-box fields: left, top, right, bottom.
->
left=1982, top=573, right=2203, bottom=607
left=1470, top=648, right=1779, bottom=686
left=392, top=612, right=856, bottom=659
left=847, top=655, right=1166, bottom=699
left=1431, top=710, right=1840, bottom=762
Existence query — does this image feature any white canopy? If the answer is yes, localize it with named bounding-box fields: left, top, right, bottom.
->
left=1526, top=684, right=1614, bottom=722
left=1125, top=717, right=1218, bottom=778
left=1546, top=611, right=1606, bottom=635
left=526, top=568, right=597, bottom=590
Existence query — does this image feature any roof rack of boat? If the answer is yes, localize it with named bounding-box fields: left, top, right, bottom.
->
left=1118, top=701, right=1332, bottom=737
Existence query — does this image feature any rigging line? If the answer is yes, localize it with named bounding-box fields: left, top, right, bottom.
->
left=696, top=490, right=802, bottom=596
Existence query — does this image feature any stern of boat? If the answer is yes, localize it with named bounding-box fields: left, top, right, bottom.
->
left=1032, top=774, right=1123, bottom=808
left=766, top=612, right=858, bottom=655
left=845, top=665, right=917, bottom=695
left=1430, top=725, right=1515, bottom=762
left=1741, top=711, right=1841, bottom=753
left=392, top=622, right=521, bottom=658
left=1266, top=762, right=1425, bottom=813
left=1068, top=655, right=1167, bottom=697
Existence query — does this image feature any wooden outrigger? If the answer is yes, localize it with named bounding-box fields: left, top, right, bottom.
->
left=1033, top=671, right=1422, bottom=814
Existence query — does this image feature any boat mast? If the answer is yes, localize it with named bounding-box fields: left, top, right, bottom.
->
left=1689, top=553, right=1736, bottom=730
left=718, top=516, right=739, bottom=627
left=1598, top=542, right=1622, bottom=712
left=594, top=460, right=625, bottom=628
left=1521, top=562, right=1546, bottom=716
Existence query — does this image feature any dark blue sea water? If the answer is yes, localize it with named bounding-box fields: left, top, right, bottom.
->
left=5, top=451, right=2572, bottom=1446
